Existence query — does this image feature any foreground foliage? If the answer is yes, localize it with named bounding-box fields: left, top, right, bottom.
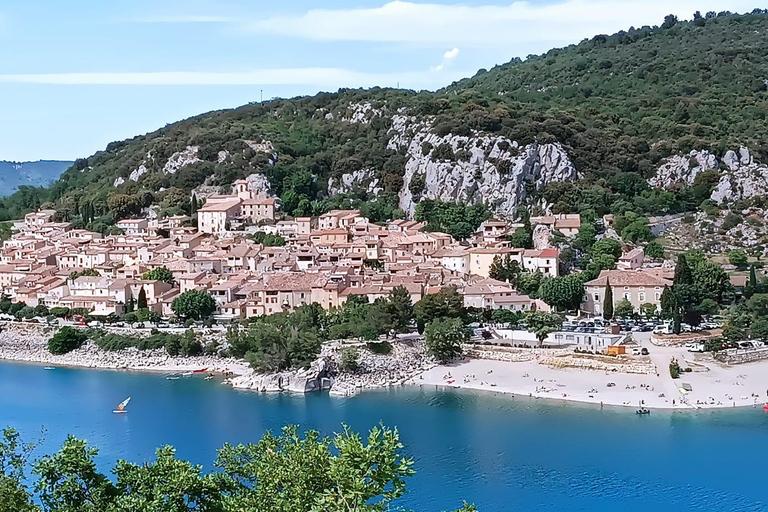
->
left=0, top=425, right=475, bottom=512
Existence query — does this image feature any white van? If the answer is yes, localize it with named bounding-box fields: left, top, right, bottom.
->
left=653, top=322, right=673, bottom=335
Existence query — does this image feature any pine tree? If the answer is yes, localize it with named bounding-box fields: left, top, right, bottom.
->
left=603, top=277, right=613, bottom=321
left=137, top=287, right=148, bottom=310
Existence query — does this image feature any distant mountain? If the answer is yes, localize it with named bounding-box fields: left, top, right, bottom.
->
left=0, top=160, right=72, bottom=197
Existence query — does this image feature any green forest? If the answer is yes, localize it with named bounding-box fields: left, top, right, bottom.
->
left=3, top=10, right=767, bottom=229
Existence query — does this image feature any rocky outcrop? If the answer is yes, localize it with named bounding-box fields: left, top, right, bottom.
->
left=649, top=150, right=718, bottom=188
left=650, top=147, right=768, bottom=204
left=227, top=356, right=333, bottom=393
left=327, top=168, right=383, bottom=196
left=244, top=173, right=273, bottom=199
left=532, top=224, right=552, bottom=250
left=388, top=115, right=579, bottom=219
left=341, top=102, right=384, bottom=124
left=163, top=146, right=201, bottom=175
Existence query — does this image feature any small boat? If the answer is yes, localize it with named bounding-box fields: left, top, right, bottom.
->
left=181, top=371, right=193, bottom=377
left=43, top=366, right=56, bottom=370
left=166, top=375, right=180, bottom=380
left=113, top=397, right=131, bottom=414
left=193, top=368, right=208, bottom=373
left=636, top=408, right=651, bottom=415
left=204, top=375, right=214, bottom=381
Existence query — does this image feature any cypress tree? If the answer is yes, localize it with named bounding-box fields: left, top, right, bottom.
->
left=673, top=254, right=692, bottom=286
left=137, top=287, right=148, bottom=310
left=603, top=277, right=614, bottom=321
left=749, top=264, right=757, bottom=289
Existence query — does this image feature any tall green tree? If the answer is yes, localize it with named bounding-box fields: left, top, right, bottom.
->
left=171, top=290, right=217, bottom=320
left=603, top=277, right=614, bottom=321
left=424, top=317, right=467, bottom=363
left=383, top=286, right=413, bottom=333
left=142, top=267, right=175, bottom=285
left=539, top=275, right=585, bottom=311
left=525, top=311, right=563, bottom=344
left=413, top=287, right=464, bottom=333
left=137, top=287, right=148, bottom=310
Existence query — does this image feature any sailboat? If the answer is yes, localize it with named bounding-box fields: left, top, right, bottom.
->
left=113, top=397, right=131, bottom=414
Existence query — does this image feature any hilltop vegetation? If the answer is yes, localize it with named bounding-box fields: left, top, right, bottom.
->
left=3, top=10, right=768, bottom=228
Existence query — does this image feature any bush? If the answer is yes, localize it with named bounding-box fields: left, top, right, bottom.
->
left=48, top=327, right=87, bottom=355
left=340, top=347, right=360, bottom=373
left=365, top=340, right=392, bottom=355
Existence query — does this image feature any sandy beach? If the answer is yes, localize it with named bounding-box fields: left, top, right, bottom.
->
left=412, top=340, right=768, bottom=410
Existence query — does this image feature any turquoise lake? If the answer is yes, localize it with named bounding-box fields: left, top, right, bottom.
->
left=1, top=360, right=767, bottom=511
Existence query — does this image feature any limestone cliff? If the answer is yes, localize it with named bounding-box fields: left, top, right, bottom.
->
left=650, top=147, right=768, bottom=204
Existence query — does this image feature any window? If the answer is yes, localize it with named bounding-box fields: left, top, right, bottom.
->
left=655, top=292, right=661, bottom=300
left=624, top=286, right=630, bottom=291
left=594, top=293, right=599, bottom=301
left=624, top=293, right=631, bottom=300
left=638, top=292, right=645, bottom=302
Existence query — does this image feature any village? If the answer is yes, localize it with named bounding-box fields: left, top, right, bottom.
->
left=0, top=179, right=671, bottom=326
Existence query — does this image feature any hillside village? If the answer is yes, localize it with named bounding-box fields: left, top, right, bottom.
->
left=0, top=175, right=686, bottom=326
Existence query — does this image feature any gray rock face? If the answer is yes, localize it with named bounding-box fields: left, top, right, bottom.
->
left=649, top=150, right=718, bottom=188
left=163, top=146, right=201, bottom=175
left=327, top=168, right=383, bottom=196
left=387, top=115, right=579, bottom=219
left=650, top=147, right=768, bottom=204
left=532, top=224, right=553, bottom=250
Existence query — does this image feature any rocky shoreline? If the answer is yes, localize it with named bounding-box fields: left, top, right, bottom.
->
left=0, top=323, right=436, bottom=397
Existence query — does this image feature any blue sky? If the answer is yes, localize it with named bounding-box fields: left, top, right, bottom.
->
left=0, top=0, right=759, bottom=161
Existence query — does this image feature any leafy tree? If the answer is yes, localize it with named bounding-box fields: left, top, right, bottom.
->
left=340, top=347, right=360, bottom=373
left=47, top=327, right=88, bottom=355
left=142, top=267, right=175, bottom=285
left=507, top=227, right=533, bottom=249
left=424, top=317, right=467, bottom=363
left=640, top=302, right=657, bottom=318
left=539, top=275, right=584, bottom=311
left=251, top=232, right=286, bottom=247
left=583, top=253, right=616, bottom=281
left=382, top=286, right=413, bottom=333
left=491, top=309, right=522, bottom=326
left=172, top=290, right=217, bottom=320
left=525, top=311, right=563, bottom=344
left=645, top=241, right=664, bottom=260
left=751, top=318, right=768, bottom=342
left=614, top=298, right=635, bottom=318
left=69, top=269, right=100, bottom=281
left=603, top=278, right=614, bottom=320
left=413, top=287, right=464, bottom=333
left=489, top=254, right=521, bottom=283
left=515, top=271, right=544, bottom=298
left=729, top=250, right=748, bottom=269
left=591, top=238, right=622, bottom=259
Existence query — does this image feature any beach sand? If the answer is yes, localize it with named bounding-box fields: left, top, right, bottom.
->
left=412, top=346, right=768, bottom=410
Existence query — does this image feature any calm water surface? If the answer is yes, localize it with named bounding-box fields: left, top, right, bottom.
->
left=1, top=361, right=767, bottom=511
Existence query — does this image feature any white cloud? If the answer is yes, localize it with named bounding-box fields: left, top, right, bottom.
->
left=0, top=68, right=466, bottom=90
left=432, top=47, right=459, bottom=72
left=250, top=0, right=760, bottom=47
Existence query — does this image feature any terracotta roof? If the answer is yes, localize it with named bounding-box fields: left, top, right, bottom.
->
left=585, top=270, right=672, bottom=287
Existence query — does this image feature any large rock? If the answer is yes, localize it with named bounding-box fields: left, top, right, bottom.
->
left=388, top=115, right=579, bottom=219
left=649, top=147, right=768, bottom=204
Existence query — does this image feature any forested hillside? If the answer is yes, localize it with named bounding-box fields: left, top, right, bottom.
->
left=3, top=9, right=767, bottom=229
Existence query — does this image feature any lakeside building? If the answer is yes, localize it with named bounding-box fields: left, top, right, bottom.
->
left=581, top=269, right=672, bottom=316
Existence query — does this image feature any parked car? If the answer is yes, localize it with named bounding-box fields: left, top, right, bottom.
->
left=687, top=343, right=705, bottom=353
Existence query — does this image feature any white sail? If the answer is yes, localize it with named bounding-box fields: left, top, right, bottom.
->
left=116, top=397, right=131, bottom=411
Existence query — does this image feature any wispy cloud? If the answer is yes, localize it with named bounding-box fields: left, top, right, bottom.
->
left=248, top=0, right=760, bottom=47
left=432, top=48, right=459, bottom=72
left=0, top=68, right=466, bottom=89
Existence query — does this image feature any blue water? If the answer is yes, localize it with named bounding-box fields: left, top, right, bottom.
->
left=2, top=361, right=767, bottom=512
